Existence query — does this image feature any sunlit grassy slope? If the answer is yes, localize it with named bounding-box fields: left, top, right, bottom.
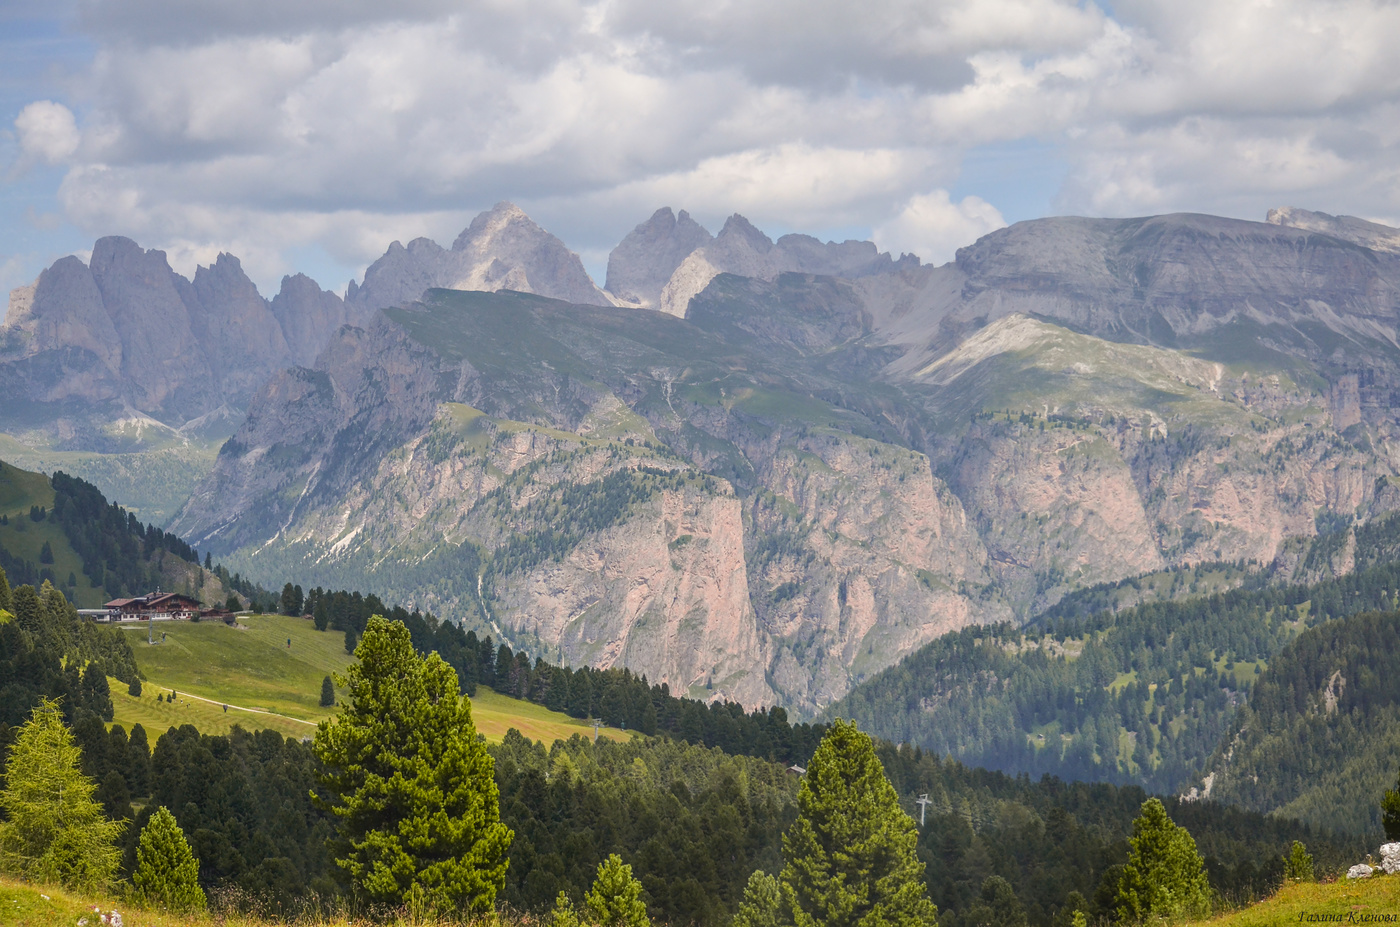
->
left=113, top=614, right=626, bottom=745
left=1189, top=873, right=1400, bottom=925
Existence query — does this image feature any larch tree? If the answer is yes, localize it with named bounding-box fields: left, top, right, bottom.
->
left=314, top=615, right=512, bottom=915
left=132, top=806, right=206, bottom=912
left=779, top=719, right=938, bottom=927
left=0, top=699, right=124, bottom=891
left=1113, top=798, right=1212, bottom=923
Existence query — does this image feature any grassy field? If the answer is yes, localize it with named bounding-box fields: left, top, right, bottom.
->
left=114, top=614, right=627, bottom=746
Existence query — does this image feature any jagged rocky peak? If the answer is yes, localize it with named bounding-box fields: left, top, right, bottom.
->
left=651, top=210, right=896, bottom=317
left=271, top=272, right=354, bottom=367
left=349, top=202, right=612, bottom=312
left=1, top=235, right=349, bottom=428
left=605, top=207, right=713, bottom=309
left=1268, top=206, right=1400, bottom=254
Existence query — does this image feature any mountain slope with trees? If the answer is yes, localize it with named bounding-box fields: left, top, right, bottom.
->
left=1201, top=609, right=1400, bottom=834
left=829, top=533, right=1400, bottom=803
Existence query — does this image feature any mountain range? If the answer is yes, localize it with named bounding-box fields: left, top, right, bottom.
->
left=5, top=202, right=1400, bottom=715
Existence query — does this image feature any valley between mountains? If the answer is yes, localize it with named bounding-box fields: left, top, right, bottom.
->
left=6, top=202, right=1400, bottom=722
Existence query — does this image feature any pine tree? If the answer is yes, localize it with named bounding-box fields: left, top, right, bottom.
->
left=0, top=563, right=11, bottom=613
left=132, top=806, right=206, bottom=912
left=1114, top=798, right=1212, bottom=922
left=779, top=719, right=938, bottom=927
left=550, top=891, right=583, bottom=927
left=320, top=675, right=336, bottom=707
left=585, top=854, right=649, bottom=927
left=314, top=615, right=512, bottom=914
left=733, top=870, right=781, bottom=927
left=1284, top=841, right=1314, bottom=883
left=1383, top=768, right=1400, bottom=840
left=0, top=699, right=124, bottom=891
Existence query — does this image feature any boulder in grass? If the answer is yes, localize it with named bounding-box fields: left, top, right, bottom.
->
left=1348, top=864, right=1375, bottom=879
left=1381, top=843, right=1400, bottom=875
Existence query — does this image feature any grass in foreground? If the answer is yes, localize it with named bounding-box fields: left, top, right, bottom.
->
left=113, top=613, right=631, bottom=746
left=0, top=875, right=466, bottom=927
left=1191, top=872, right=1400, bottom=925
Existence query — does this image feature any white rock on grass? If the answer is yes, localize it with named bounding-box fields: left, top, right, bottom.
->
left=1348, top=863, right=1375, bottom=879
left=1381, top=843, right=1400, bottom=874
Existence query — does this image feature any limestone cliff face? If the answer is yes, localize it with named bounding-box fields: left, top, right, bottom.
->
left=184, top=253, right=291, bottom=401
left=749, top=431, right=1007, bottom=712
left=347, top=202, right=612, bottom=312
left=1123, top=423, right=1377, bottom=566
left=490, top=483, right=770, bottom=707
left=946, top=425, right=1165, bottom=611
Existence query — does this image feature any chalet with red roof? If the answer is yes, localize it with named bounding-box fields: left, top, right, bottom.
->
left=95, top=591, right=203, bottom=622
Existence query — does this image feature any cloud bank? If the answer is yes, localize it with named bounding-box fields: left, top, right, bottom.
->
left=9, top=0, right=1400, bottom=291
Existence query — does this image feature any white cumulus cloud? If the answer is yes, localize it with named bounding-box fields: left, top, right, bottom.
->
left=14, top=101, right=80, bottom=165
left=873, top=191, right=1006, bottom=266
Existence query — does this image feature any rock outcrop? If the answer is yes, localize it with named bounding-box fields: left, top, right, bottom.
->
left=1268, top=206, right=1400, bottom=255
left=346, top=202, right=613, bottom=312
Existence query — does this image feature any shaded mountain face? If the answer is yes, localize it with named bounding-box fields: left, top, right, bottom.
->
left=174, top=209, right=1400, bottom=714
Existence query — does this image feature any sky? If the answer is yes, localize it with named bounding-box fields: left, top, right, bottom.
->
left=3, top=0, right=1399, bottom=301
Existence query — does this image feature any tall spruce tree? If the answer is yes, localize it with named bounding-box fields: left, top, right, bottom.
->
left=132, top=806, right=206, bottom=912
left=320, top=675, right=336, bottom=707
left=0, top=699, right=124, bottom=891
left=779, top=719, right=938, bottom=927
left=314, top=615, right=512, bottom=915
left=1114, top=798, right=1212, bottom=922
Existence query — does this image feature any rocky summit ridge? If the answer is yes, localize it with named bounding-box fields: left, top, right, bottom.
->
left=346, top=202, right=614, bottom=312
